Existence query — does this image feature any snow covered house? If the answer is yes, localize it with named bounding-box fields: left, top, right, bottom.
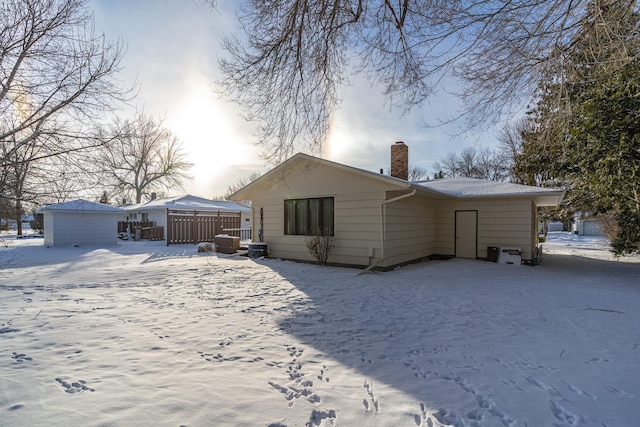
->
left=228, top=142, right=564, bottom=268
left=41, top=199, right=124, bottom=247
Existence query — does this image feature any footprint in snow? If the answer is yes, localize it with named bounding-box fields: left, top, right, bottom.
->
left=306, top=408, right=336, bottom=427
left=363, top=380, right=380, bottom=413
left=11, top=352, right=32, bottom=363
left=317, top=365, right=330, bottom=382
left=604, top=386, right=638, bottom=399
left=55, top=378, right=95, bottom=394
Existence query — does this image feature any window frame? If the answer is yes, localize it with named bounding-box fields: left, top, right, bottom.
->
left=284, top=197, right=334, bottom=236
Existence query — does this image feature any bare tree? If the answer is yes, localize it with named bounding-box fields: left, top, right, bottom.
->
left=476, top=146, right=510, bottom=182
left=498, top=119, right=526, bottom=162
left=433, top=146, right=508, bottom=181
left=0, top=0, right=131, bottom=216
left=224, top=171, right=262, bottom=199
left=457, top=147, right=480, bottom=178
left=37, top=154, right=100, bottom=203
left=99, top=114, right=193, bottom=204
left=2, top=136, right=38, bottom=235
left=408, top=165, right=429, bottom=181
left=211, top=0, right=638, bottom=164
left=433, top=152, right=461, bottom=178
left=305, top=226, right=335, bottom=267
left=497, top=118, right=534, bottom=184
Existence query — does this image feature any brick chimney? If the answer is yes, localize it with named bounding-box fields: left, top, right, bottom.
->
left=390, top=141, right=408, bottom=180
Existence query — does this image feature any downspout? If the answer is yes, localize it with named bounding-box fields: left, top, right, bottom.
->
left=377, top=188, right=416, bottom=267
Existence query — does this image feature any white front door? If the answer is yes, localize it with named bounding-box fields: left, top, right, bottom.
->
left=455, top=210, right=477, bottom=259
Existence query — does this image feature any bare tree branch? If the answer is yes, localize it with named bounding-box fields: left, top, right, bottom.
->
left=97, top=114, right=193, bottom=204
left=212, top=0, right=639, bottom=163
left=0, top=0, right=133, bottom=214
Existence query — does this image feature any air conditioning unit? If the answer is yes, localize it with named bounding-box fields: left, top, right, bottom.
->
left=499, top=247, right=522, bottom=265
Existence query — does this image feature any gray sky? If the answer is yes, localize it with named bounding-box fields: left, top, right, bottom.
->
left=91, top=0, right=502, bottom=198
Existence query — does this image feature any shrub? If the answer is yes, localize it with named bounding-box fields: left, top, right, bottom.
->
left=597, top=213, right=618, bottom=243
left=305, top=227, right=335, bottom=266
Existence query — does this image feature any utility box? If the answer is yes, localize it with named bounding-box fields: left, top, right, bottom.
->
left=214, top=235, right=240, bottom=254
left=499, top=247, right=522, bottom=265
left=248, top=243, right=268, bottom=258
left=487, top=246, right=499, bottom=263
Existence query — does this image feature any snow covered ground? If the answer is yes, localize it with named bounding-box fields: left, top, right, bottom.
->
left=1, top=232, right=639, bottom=426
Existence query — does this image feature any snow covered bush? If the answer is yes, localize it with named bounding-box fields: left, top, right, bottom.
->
left=197, top=242, right=213, bottom=253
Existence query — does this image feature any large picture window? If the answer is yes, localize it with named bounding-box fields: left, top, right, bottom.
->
left=284, top=197, right=334, bottom=236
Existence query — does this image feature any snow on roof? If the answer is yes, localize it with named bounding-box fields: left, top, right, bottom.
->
left=124, top=195, right=251, bottom=212
left=227, top=152, right=563, bottom=207
left=227, top=153, right=411, bottom=201
left=40, top=199, right=124, bottom=213
left=413, top=177, right=563, bottom=198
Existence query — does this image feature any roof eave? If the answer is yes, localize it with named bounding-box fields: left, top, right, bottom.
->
left=432, top=191, right=565, bottom=206
left=409, top=183, right=453, bottom=199
left=43, top=208, right=124, bottom=213
left=228, top=153, right=411, bottom=200
left=533, top=191, right=565, bottom=207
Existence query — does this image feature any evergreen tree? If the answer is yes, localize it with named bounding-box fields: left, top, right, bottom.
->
left=517, top=0, right=640, bottom=254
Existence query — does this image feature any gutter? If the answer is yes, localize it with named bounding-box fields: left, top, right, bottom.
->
left=376, top=188, right=417, bottom=267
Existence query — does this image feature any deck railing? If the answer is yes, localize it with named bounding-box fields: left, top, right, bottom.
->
left=221, top=227, right=252, bottom=242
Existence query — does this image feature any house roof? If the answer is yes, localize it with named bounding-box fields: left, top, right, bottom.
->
left=228, top=152, right=564, bottom=207
left=228, top=153, right=413, bottom=200
left=412, top=178, right=564, bottom=206
left=40, top=199, right=125, bottom=213
left=124, top=194, right=251, bottom=212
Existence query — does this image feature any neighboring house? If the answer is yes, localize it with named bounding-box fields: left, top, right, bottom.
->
left=229, top=142, right=564, bottom=268
left=40, top=199, right=124, bottom=247
left=572, top=213, right=604, bottom=236
left=123, top=194, right=252, bottom=236
left=547, top=221, right=565, bottom=232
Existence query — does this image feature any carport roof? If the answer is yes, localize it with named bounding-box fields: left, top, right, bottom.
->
left=412, top=178, right=564, bottom=206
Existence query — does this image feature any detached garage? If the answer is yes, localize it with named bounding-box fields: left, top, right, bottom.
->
left=41, top=199, right=124, bottom=247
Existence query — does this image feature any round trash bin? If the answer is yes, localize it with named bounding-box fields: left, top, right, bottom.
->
left=248, top=243, right=268, bottom=258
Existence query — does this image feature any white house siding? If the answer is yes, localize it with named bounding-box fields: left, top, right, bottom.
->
left=381, top=196, right=437, bottom=268
left=45, top=211, right=119, bottom=247
left=435, top=198, right=535, bottom=261
left=531, top=202, right=538, bottom=259
left=333, top=191, right=387, bottom=265
left=239, top=210, right=252, bottom=229
left=573, top=219, right=603, bottom=236
left=123, top=209, right=164, bottom=226
left=547, top=222, right=564, bottom=232
left=43, top=212, right=55, bottom=247
left=149, top=210, right=166, bottom=227
left=249, top=162, right=401, bottom=267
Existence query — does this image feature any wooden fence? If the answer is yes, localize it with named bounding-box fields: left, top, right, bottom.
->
left=118, top=221, right=153, bottom=233
left=118, top=221, right=164, bottom=241
left=166, top=209, right=241, bottom=246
